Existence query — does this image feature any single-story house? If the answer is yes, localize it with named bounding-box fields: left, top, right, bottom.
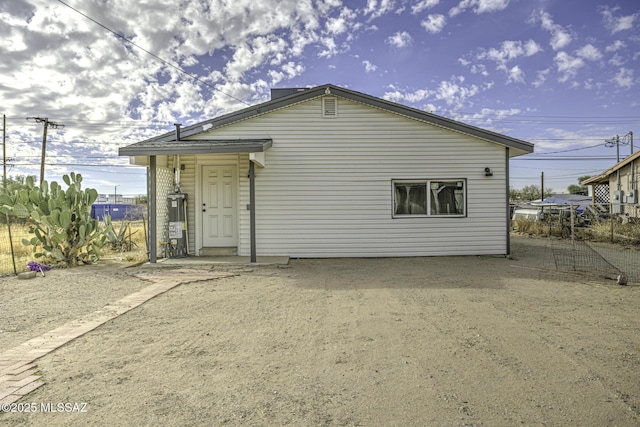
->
left=119, top=84, right=534, bottom=262
left=581, top=149, right=639, bottom=217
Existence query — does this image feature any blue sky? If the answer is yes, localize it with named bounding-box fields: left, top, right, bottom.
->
left=1, top=0, right=638, bottom=197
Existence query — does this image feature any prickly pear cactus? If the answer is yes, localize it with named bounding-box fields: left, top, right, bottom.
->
left=0, top=173, right=112, bottom=267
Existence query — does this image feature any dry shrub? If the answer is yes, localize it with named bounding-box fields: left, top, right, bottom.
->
left=587, top=219, right=640, bottom=245
left=512, top=218, right=568, bottom=237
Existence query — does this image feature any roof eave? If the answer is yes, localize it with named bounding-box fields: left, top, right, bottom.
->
left=327, top=86, right=534, bottom=155
left=582, top=150, right=640, bottom=183
left=581, top=174, right=609, bottom=185
left=118, top=139, right=272, bottom=157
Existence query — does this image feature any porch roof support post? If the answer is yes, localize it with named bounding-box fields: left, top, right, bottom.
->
left=149, top=155, right=157, bottom=263
left=249, top=160, right=257, bottom=263
left=505, top=147, right=510, bottom=256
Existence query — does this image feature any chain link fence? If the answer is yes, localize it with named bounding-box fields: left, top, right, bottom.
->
left=512, top=203, right=640, bottom=283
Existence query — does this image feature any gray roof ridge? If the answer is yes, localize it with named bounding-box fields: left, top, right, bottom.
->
left=131, top=83, right=533, bottom=154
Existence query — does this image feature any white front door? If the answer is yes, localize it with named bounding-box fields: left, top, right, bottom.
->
left=202, top=165, right=237, bottom=247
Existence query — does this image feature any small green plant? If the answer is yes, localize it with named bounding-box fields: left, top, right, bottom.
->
left=0, top=173, right=111, bottom=267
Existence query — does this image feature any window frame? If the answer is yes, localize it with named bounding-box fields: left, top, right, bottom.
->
left=392, top=179, right=467, bottom=218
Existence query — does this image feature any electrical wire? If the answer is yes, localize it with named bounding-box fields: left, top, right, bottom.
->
left=512, top=157, right=618, bottom=160
left=7, top=163, right=145, bottom=168
left=529, top=143, right=605, bottom=154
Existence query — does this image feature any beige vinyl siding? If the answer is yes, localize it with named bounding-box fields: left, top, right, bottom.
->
left=190, top=96, right=508, bottom=257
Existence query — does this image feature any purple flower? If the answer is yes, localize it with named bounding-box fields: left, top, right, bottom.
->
left=27, top=261, right=51, bottom=272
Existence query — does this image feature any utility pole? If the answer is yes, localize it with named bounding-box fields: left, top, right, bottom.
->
left=605, top=132, right=634, bottom=192
left=3, top=115, right=6, bottom=188
left=605, top=131, right=633, bottom=163
left=3, top=115, right=17, bottom=275
left=26, top=117, right=64, bottom=185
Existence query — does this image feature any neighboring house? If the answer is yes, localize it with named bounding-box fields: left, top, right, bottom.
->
left=581, top=149, right=640, bottom=217
left=119, top=84, right=534, bottom=262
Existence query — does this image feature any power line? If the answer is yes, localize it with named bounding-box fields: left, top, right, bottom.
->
left=55, top=0, right=251, bottom=107
left=530, top=143, right=604, bottom=154
left=512, top=156, right=618, bottom=160
left=528, top=138, right=606, bottom=141
left=11, top=155, right=126, bottom=159
left=7, top=163, right=144, bottom=167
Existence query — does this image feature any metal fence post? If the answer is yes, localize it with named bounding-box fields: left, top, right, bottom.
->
left=610, top=204, right=614, bottom=243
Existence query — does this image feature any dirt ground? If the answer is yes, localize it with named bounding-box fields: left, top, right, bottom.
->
left=1, top=236, right=639, bottom=426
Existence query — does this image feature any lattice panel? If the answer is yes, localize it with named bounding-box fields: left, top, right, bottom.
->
left=152, top=167, right=175, bottom=252
left=594, top=184, right=609, bottom=204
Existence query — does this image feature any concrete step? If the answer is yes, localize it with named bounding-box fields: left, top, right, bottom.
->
left=199, top=247, right=237, bottom=256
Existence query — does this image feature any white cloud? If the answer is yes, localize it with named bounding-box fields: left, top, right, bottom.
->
left=470, top=39, right=542, bottom=82
left=326, top=7, right=357, bottom=35
left=362, top=60, right=377, bottom=73
left=386, top=31, right=413, bottom=48
left=383, top=76, right=483, bottom=111
left=549, top=30, right=572, bottom=51
left=608, top=54, right=625, bottom=67
left=613, top=68, right=634, bottom=88
left=554, top=51, right=585, bottom=83
left=421, top=14, right=447, bottom=34
left=600, top=6, right=639, bottom=33
left=532, top=68, right=550, bottom=88
left=383, top=88, right=431, bottom=104
left=476, top=39, right=543, bottom=64
left=507, top=65, right=525, bottom=83
left=449, top=0, right=510, bottom=17
left=411, top=0, right=440, bottom=15
left=456, top=107, right=523, bottom=125
left=0, top=0, right=361, bottom=194
left=575, top=44, right=602, bottom=61
left=605, top=40, right=626, bottom=53
left=318, top=36, right=339, bottom=58
left=435, top=78, right=480, bottom=108
left=470, top=63, right=489, bottom=76
left=225, top=36, right=289, bottom=81
left=363, top=0, right=395, bottom=20
left=268, top=61, right=305, bottom=86
left=523, top=39, right=543, bottom=56
left=531, top=10, right=573, bottom=51
left=0, top=0, right=354, bottom=123
left=549, top=44, right=603, bottom=83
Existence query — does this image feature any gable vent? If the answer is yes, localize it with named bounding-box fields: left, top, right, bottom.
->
left=323, top=97, right=337, bottom=117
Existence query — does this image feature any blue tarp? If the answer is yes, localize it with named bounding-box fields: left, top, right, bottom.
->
left=537, top=196, right=591, bottom=205
left=533, top=196, right=592, bottom=214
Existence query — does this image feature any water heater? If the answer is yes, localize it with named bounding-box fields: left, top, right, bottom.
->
left=167, top=193, right=188, bottom=257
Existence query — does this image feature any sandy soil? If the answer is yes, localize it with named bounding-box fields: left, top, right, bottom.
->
left=1, top=236, right=639, bottom=426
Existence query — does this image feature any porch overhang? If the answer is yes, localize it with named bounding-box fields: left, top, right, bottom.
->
left=581, top=174, right=609, bottom=186
left=118, top=138, right=273, bottom=156
left=119, top=139, right=272, bottom=265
